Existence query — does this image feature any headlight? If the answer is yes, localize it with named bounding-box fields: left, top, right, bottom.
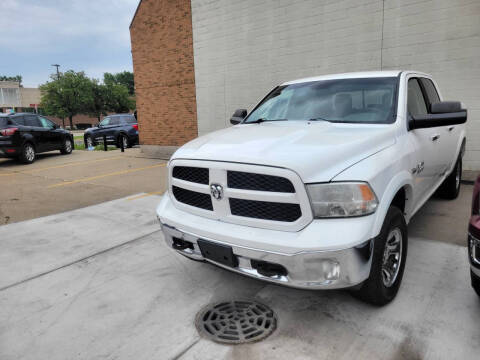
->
left=306, top=182, right=378, bottom=218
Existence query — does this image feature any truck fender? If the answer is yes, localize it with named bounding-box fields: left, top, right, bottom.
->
left=372, top=170, right=414, bottom=236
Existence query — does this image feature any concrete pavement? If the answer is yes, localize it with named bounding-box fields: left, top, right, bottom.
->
left=1, top=194, right=479, bottom=360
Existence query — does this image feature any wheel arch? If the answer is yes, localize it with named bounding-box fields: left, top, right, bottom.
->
left=372, top=171, right=414, bottom=236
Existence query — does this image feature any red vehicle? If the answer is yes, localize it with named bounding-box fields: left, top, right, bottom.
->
left=469, top=175, right=480, bottom=297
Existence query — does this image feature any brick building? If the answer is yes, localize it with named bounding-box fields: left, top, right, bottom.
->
left=130, top=0, right=480, bottom=169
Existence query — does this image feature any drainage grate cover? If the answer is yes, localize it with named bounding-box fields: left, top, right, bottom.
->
left=195, top=300, right=277, bottom=344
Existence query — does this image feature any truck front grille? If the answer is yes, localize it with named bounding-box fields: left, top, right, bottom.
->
left=172, top=166, right=209, bottom=184
left=169, top=161, right=313, bottom=231
left=227, top=171, right=295, bottom=193
left=229, top=198, right=301, bottom=222
left=172, top=186, right=213, bottom=210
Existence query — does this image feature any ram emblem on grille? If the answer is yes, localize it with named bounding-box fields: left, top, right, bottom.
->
left=210, top=183, right=224, bottom=200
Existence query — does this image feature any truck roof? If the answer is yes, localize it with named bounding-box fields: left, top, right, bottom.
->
left=282, top=70, right=429, bottom=85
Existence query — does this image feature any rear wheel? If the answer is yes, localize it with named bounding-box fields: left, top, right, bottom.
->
left=60, top=138, right=73, bottom=155
left=352, top=206, right=408, bottom=306
left=117, top=134, right=129, bottom=149
left=19, top=142, right=35, bottom=164
left=438, top=156, right=461, bottom=199
left=472, top=271, right=480, bottom=297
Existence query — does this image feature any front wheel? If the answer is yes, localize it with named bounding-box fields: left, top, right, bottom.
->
left=472, top=271, right=480, bottom=297
left=60, top=138, right=73, bottom=154
left=351, top=206, right=408, bottom=306
left=85, top=135, right=94, bottom=148
left=438, top=156, right=461, bottom=199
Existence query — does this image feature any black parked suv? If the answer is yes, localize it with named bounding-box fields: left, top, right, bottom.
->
left=84, top=114, right=138, bottom=149
left=0, top=113, right=73, bottom=164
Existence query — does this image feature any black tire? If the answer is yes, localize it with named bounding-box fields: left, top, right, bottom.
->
left=438, top=156, right=461, bottom=199
left=117, top=134, right=129, bottom=149
left=19, top=142, right=36, bottom=164
left=471, top=271, right=480, bottom=297
left=60, top=138, right=73, bottom=155
left=84, top=135, right=94, bottom=148
left=352, top=206, right=408, bottom=306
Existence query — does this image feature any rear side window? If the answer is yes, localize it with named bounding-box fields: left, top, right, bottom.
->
left=110, top=117, right=121, bottom=125
left=420, top=78, right=440, bottom=111
left=12, top=116, right=25, bottom=126
left=25, top=115, right=41, bottom=127
left=407, top=79, right=428, bottom=117
left=122, top=115, right=136, bottom=124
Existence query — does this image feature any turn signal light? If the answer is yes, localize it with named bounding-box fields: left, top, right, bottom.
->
left=0, top=127, right=18, bottom=136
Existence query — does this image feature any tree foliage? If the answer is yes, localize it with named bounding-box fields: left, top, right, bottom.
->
left=104, top=71, right=135, bottom=95
left=40, top=71, right=93, bottom=129
left=39, top=70, right=135, bottom=128
left=0, top=75, right=22, bottom=86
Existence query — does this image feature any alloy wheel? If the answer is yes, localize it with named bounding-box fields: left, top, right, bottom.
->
left=25, top=145, right=35, bottom=162
left=65, top=139, right=72, bottom=153
left=382, top=227, right=403, bottom=288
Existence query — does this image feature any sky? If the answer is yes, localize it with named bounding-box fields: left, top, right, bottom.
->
left=0, top=0, right=139, bottom=88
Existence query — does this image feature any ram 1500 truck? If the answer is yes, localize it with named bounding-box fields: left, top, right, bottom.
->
left=156, top=71, right=467, bottom=305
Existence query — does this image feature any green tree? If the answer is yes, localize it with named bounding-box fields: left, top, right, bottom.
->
left=104, top=71, right=134, bottom=95
left=104, top=82, right=136, bottom=113
left=88, top=79, right=108, bottom=121
left=39, top=71, right=93, bottom=129
left=0, top=75, right=22, bottom=86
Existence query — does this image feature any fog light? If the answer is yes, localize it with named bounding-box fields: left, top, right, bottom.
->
left=321, top=260, right=340, bottom=281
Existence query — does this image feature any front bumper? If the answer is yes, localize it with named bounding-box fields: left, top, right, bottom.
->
left=157, top=194, right=375, bottom=290
left=160, top=223, right=373, bottom=289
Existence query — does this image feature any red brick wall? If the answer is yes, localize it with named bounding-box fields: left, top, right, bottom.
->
left=130, top=0, right=198, bottom=146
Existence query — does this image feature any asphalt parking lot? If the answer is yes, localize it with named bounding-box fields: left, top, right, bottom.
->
left=0, top=148, right=167, bottom=225
left=0, top=181, right=479, bottom=359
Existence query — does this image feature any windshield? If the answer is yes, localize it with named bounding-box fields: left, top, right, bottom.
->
left=244, top=77, right=398, bottom=124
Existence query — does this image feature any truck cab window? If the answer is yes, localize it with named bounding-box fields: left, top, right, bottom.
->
left=407, top=79, right=427, bottom=117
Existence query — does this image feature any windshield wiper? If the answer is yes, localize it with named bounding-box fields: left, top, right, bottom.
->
left=309, top=117, right=332, bottom=122
left=247, top=118, right=287, bottom=124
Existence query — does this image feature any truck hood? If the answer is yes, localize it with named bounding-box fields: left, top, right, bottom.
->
left=172, top=121, right=396, bottom=182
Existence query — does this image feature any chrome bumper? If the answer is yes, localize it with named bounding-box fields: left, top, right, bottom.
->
left=160, top=222, right=373, bottom=290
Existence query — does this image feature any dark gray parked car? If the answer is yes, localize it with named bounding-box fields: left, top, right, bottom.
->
left=84, top=114, right=138, bottom=149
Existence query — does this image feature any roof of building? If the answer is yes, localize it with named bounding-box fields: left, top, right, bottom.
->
left=129, top=0, right=143, bottom=29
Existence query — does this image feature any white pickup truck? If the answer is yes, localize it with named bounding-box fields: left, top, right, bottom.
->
left=156, top=71, right=467, bottom=305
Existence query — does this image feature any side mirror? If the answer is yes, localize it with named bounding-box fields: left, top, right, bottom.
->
left=431, top=101, right=462, bottom=114
left=230, top=109, right=247, bottom=125
left=409, top=101, right=467, bottom=130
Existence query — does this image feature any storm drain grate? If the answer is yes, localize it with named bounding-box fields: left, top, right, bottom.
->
left=195, top=300, right=277, bottom=344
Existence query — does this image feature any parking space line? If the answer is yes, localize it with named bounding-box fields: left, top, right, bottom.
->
left=47, top=163, right=166, bottom=188
left=23, top=156, right=125, bottom=173
left=126, top=191, right=164, bottom=201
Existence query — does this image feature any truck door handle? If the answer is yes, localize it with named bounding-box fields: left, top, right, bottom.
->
left=448, top=126, right=455, bottom=132
left=431, top=134, right=440, bottom=141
